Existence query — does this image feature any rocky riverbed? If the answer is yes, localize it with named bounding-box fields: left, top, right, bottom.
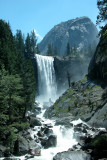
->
left=1, top=92, right=107, bottom=160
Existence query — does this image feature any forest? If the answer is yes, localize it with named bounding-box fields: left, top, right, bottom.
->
left=0, top=20, right=37, bottom=153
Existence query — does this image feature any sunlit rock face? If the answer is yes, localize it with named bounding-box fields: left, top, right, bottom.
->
left=39, top=17, right=99, bottom=55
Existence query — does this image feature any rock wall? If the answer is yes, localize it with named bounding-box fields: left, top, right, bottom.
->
left=44, top=77, right=107, bottom=129
left=88, top=25, right=107, bottom=87
left=54, top=56, right=88, bottom=93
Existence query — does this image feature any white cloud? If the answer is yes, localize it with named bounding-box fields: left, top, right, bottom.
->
left=33, top=29, right=43, bottom=41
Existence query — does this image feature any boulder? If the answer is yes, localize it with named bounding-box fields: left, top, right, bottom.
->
left=53, top=150, right=91, bottom=160
left=0, top=145, right=6, bottom=157
left=19, top=136, right=29, bottom=154
left=25, top=154, right=34, bottom=159
left=44, top=127, right=53, bottom=136
left=30, top=117, right=42, bottom=127
left=44, top=135, right=57, bottom=149
left=0, top=150, right=4, bottom=157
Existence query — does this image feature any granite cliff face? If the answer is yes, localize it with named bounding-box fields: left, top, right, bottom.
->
left=54, top=55, right=88, bottom=93
left=39, top=17, right=98, bottom=55
left=88, top=25, right=107, bottom=87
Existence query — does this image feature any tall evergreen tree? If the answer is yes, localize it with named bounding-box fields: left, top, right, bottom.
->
left=0, top=20, right=17, bottom=74
left=25, top=33, right=31, bottom=57
left=30, top=30, right=37, bottom=55
left=54, top=47, right=58, bottom=56
left=47, top=44, right=53, bottom=56
left=0, top=20, right=36, bottom=153
left=0, top=67, right=24, bottom=123
left=66, top=42, right=71, bottom=56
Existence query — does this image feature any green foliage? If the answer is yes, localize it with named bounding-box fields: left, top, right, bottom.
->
left=0, top=19, right=36, bottom=154
left=96, top=0, right=107, bottom=24
left=91, top=135, right=107, bottom=149
left=10, top=122, right=30, bottom=131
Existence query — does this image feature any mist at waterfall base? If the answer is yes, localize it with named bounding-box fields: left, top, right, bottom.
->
left=29, top=54, right=77, bottom=160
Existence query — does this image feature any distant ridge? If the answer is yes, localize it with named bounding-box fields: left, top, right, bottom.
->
left=39, top=17, right=99, bottom=55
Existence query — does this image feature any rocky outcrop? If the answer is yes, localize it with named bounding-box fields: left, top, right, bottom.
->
left=88, top=25, right=107, bottom=87
left=53, top=120, right=107, bottom=160
left=44, top=77, right=107, bottom=128
left=39, top=17, right=98, bottom=55
left=54, top=56, right=89, bottom=92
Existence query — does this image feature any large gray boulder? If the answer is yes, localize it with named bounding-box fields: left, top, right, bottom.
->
left=53, top=150, right=91, bottom=160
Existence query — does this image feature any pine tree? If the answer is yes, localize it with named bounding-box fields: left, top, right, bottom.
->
left=0, top=20, right=17, bottom=74
left=25, top=33, right=32, bottom=57
left=47, top=44, right=53, bottom=56
left=96, top=0, right=107, bottom=24
left=0, top=20, right=36, bottom=153
left=0, top=67, right=24, bottom=123
left=54, top=47, right=58, bottom=56
left=30, top=30, right=37, bottom=55
left=66, top=42, right=71, bottom=56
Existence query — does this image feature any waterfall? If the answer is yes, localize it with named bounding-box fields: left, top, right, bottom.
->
left=35, top=54, right=57, bottom=102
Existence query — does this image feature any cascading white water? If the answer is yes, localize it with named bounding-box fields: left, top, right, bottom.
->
left=31, top=54, right=77, bottom=160
left=35, top=54, right=57, bottom=102
left=12, top=54, right=77, bottom=160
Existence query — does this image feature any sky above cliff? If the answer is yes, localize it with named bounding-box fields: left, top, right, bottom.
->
left=0, top=0, right=99, bottom=42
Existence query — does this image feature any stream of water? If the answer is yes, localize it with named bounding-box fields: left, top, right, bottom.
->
left=28, top=54, right=77, bottom=160
left=14, top=54, right=77, bottom=160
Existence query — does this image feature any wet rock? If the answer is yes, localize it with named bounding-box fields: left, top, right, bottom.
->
left=0, top=150, right=3, bottom=157
left=44, top=123, right=53, bottom=128
left=29, top=140, right=39, bottom=149
left=25, top=154, right=34, bottom=159
left=19, top=136, right=29, bottom=154
left=53, top=150, right=91, bottom=160
left=44, top=135, right=57, bottom=149
left=73, top=132, right=88, bottom=146
left=71, top=143, right=82, bottom=150
left=29, top=148, right=41, bottom=156
left=44, top=127, right=53, bottom=136
left=3, top=157, right=21, bottom=160
left=30, top=117, right=42, bottom=127
left=0, top=145, right=6, bottom=157
left=37, top=130, right=44, bottom=137
left=55, top=116, right=74, bottom=127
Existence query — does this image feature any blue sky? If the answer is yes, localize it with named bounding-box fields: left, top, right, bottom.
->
left=0, top=0, right=99, bottom=42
